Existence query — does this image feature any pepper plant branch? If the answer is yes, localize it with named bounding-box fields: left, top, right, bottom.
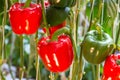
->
left=35, top=32, right=41, bottom=80
left=92, top=65, right=96, bottom=80
left=78, top=46, right=84, bottom=80
left=35, top=51, right=40, bottom=80
left=87, top=0, right=95, bottom=32
left=76, top=0, right=85, bottom=80
left=68, top=6, right=79, bottom=80
left=95, top=64, right=100, bottom=80
left=115, top=1, right=120, bottom=46
left=19, top=35, right=24, bottom=80
left=41, top=0, right=50, bottom=36
left=1, top=0, right=7, bottom=60
left=115, top=21, right=120, bottom=46
left=27, top=35, right=36, bottom=80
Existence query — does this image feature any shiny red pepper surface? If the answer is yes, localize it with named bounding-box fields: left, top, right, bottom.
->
left=102, top=54, right=120, bottom=80
left=37, top=34, right=74, bottom=72
left=9, top=3, right=42, bottom=34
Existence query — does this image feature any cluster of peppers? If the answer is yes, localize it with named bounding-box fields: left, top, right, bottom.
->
left=8, top=0, right=120, bottom=79
left=9, top=0, right=76, bottom=72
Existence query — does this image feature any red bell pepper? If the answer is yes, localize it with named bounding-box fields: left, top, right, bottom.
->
left=9, top=3, right=42, bottom=34
left=37, top=34, right=74, bottom=72
left=102, top=54, right=120, bottom=80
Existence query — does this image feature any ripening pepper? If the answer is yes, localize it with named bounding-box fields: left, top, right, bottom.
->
left=102, top=54, right=120, bottom=80
left=82, top=30, right=114, bottom=64
left=9, top=3, right=42, bottom=34
left=37, top=34, right=74, bottom=72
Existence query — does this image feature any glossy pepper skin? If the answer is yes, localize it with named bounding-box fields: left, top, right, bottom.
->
left=46, top=6, right=70, bottom=26
left=102, top=54, right=120, bottom=80
left=37, top=34, right=74, bottom=72
left=82, top=30, right=114, bottom=64
left=9, top=3, right=42, bottom=34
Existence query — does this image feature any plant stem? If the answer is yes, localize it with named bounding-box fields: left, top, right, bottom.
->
left=36, top=52, right=40, bottom=80
left=92, top=65, right=96, bottom=80
left=115, top=22, right=120, bottom=45
left=49, top=72, right=55, bottom=80
left=26, top=35, right=35, bottom=80
left=78, top=46, right=84, bottom=80
left=19, top=35, right=24, bottom=80
left=8, top=61, right=15, bottom=80
left=95, top=64, right=100, bottom=80
left=1, top=0, right=7, bottom=60
left=69, top=13, right=78, bottom=80
left=0, top=67, right=5, bottom=80
left=35, top=32, right=41, bottom=80
left=87, top=0, right=95, bottom=32
left=115, top=1, right=120, bottom=46
left=100, top=0, right=104, bottom=25
left=41, top=0, right=50, bottom=36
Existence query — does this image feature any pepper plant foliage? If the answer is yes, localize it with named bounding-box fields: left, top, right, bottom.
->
left=0, top=0, right=120, bottom=80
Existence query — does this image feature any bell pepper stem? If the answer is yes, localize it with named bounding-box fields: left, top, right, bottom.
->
left=24, top=0, right=32, bottom=8
left=51, top=27, right=70, bottom=41
left=96, top=24, right=103, bottom=40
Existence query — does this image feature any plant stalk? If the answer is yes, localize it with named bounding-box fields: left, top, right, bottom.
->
left=41, top=0, right=50, bottom=36
left=19, top=35, right=24, bottom=80
left=78, top=46, right=84, bottom=80
left=92, top=65, right=96, bottom=80
left=49, top=72, right=55, bottom=80
left=95, top=64, right=100, bottom=80
left=35, top=32, right=41, bottom=80
left=87, top=0, right=95, bottom=32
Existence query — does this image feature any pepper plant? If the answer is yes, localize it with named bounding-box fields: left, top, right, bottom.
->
left=0, top=0, right=120, bottom=80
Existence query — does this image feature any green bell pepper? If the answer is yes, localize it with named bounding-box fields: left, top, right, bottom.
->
left=46, top=6, right=70, bottom=26
left=48, top=0, right=76, bottom=8
left=82, top=30, right=114, bottom=64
